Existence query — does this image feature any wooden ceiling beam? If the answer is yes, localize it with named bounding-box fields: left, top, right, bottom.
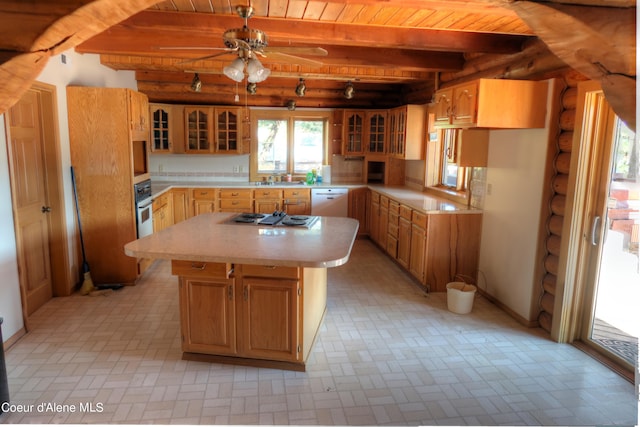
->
left=77, top=10, right=532, bottom=55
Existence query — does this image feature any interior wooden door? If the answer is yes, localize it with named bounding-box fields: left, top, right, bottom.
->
left=6, top=89, right=53, bottom=317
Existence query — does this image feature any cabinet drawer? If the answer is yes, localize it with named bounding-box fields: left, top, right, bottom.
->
left=240, top=264, right=300, bottom=279
left=399, top=204, right=412, bottom=220
left=219, top=189, right=252, bottom=199
left=389, top=200, right=400, bottom=214
left=388, top=222, right=399, bottom=238
left=412, top=211, right=427, bottom=228
left=380, top=195, right=389, bottom=208
left=172, top=260, right=233, bottom=278
left=370, top=192, right=380, bottom=204
left=254, top=189, right=283, bottom=199
left=192, top=189, right=217, bottom=200
left=283, top=188, right=310, bottom=199
left=220, top=199, right=252, bottom=210
left=152, top=193, right=170, bottom=211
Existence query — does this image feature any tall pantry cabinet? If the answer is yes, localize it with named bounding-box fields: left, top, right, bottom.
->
left=67, top=87, right=150, bottom=286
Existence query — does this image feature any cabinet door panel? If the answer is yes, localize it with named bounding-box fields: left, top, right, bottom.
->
left=241, top=278, right=299, bottom=362
left=180, top=278, right=236, bottom=355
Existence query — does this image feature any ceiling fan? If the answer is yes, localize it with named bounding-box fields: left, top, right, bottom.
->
left=161, top=4, right=328, bottom=83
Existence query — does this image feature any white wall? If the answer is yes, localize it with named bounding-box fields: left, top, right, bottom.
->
left=478, top=81, right=553, bottom=322
left=150, top=153, right=250, bottom=182
left=0, top=50, right=137, bottom=343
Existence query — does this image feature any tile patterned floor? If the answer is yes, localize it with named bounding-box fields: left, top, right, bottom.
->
left=1, top=239, right=638, bottom=425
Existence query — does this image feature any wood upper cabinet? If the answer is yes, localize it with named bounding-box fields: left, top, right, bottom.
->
left=365, top=111, right=387, bottom=154
left=185, top=106, right=213, bottom=153
left=129, top=90, right=149, bottom=138
left=150, top=103, right=185, bottom=153
left=215, top=108, right=242, bottom=153
left=389, top=105, right=427, bottom=160
left=330, top=109, right=344, bottom=155
left=434, top=78, right=549, bottom=129
left=344, top=110, right=365, bottom=154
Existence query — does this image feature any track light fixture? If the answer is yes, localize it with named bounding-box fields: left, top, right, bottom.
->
left=295, top=78, right=306, bottom=97
left=190, top=73, right=202, bottom=92
left=247, top=82, right=257, bottom=94
left=343, top=81, right=355, bottom=99
left=287, top=100, right=297, bottom=111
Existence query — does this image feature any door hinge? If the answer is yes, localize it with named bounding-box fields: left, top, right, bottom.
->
left=228, top=285, right=233, bottom=300
left=297, top=345, right=301, bottom=354
left=297, top=287, right=302, bottom=296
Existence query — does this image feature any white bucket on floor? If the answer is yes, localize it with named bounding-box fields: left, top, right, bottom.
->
left=446, top=282, right=477, bottom=314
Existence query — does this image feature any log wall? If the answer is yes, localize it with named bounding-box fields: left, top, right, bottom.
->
left=440, top=42, right=589, bottom=335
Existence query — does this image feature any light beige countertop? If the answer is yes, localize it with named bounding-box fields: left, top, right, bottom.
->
left=368, top=185, right=481, bottom=214
left=124, top=212, right=360, bottom=268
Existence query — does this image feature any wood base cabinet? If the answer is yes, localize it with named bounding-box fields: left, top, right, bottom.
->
left=368, top=191, right=482, bottom=292
left=174, top=261, right=327, bottom=370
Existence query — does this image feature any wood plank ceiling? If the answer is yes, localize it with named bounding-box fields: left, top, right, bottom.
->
left=74, top=0, right=536, bottom=108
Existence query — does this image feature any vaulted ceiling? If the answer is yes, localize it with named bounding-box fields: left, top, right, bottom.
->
left=0, top=0, right=636, bottom=123
left=74, top=0, right=538, bottom=108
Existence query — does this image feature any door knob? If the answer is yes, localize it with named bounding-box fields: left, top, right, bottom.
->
left=41, top=206, right=51, bottom=213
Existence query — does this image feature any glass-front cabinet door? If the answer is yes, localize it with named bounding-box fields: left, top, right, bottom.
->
left=366, top=111, right=386, bottom=153
left=216, top=108, right=240, bottom=153
left=185, top=107, right=212, bottom=153
left=344, top=110, right=365, bottom=154
left=150, top=104, right=171, bottom=153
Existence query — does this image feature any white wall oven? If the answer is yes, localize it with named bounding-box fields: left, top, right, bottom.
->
left=134, top=180, right=153, bottom=238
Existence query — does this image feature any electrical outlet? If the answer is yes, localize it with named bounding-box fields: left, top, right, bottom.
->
left=158, top=164, right=164, bottom=172
left=487, top=183, right=492, bottom=195
left=233, top=166, right=239, bottom=173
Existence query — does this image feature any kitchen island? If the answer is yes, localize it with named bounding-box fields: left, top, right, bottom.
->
left=124, top=212, right=359, bottom=371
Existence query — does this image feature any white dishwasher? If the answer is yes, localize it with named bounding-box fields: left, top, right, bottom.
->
left=311, top=188, right=349, bottom=217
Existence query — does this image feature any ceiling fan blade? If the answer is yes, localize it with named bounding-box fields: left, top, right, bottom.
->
left=264, top=46, right=328, bottom=56
left=263, top=51, right=324, bottom=68
left=177, top=51, right=235, bottom=64
left=157, top=47, right=230, bottom=51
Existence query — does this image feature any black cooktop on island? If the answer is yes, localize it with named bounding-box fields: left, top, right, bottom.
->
left=229, top=211, right=319, bottom=228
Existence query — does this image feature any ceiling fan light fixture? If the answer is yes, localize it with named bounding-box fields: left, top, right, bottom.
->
left=223, top=57, right=246, bottom=82
left=343, top=81, right=355, bottom=99
left=247, top=57, right=270, bottom=83
left=295, top=78, right=306, bottom=97
left=190, top=73, right=202, bottom=92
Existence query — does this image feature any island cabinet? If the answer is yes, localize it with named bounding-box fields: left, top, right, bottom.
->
left=434, top=78, right=548, bottom=129
left=174, top=260, right=328, bottom=369
left=219, top=188, right=252, bottom=213
left=124, top=212, right=359, bottom=370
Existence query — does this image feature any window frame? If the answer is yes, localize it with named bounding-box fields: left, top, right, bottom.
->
left=425, top=127, right=471, bottom=204
left=250, top=109, right=330, bottom=182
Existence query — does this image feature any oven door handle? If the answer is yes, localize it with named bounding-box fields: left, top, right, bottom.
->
left=138, top=198, right=154, bottom=209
